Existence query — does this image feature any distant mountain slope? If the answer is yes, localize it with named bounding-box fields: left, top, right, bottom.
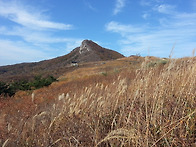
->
left=0, top=40, right=124, bottom=82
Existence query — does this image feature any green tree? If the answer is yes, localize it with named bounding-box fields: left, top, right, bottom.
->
left=0, top=75, right=57, bottom=97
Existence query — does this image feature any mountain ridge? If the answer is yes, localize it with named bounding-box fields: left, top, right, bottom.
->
left=0, top=40, right=124, bottom=82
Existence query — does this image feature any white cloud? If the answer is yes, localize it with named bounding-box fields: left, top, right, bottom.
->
left=0, top=26, right=77, bottom=44
left=0, top=25, right=82, bottom=66
left=140, top=0, right=163, bottom=7
left=106, top=13, right=196, bottom=57
left=142, top=13, right=150, bottom=19
left=140, top=0, right=152, bottom=6
left=108, top=2, right=196, bottom=57
left=113, top=0, right=126, bottom=15
left=106, top=21, right=143, bottom=35
left=0, top=27, right=83, bottom=52
left=0, top=39, right=48, bottom=65
left=0, top=0, right=73, bottom=30
left=84, top=1, right=97, bottom=12
left=0, top=0, right=83, bottom=65
left=154, top=4, right=176, bottom=14
left=0, top=38, right=83, bottom=66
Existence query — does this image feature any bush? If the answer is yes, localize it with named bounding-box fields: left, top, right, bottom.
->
left=0, top=82, right=7, bottom=94
left=0, top=75, right=57, bottom=97
left=101, top=72, right=107, bottom=76
left=0, top=82, right=16, bottom=97
left=31, top=75, right=57, bottom=89
left=147, top=59, right=168, bottom=67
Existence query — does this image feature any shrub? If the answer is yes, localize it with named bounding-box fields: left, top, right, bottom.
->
left=147, top=59, right=168, bottom=67
left=31, top=75, right=57, bottom=89
left=101, top=72, right=107, bottom=76
left=0, top=75, right=57, bottom=97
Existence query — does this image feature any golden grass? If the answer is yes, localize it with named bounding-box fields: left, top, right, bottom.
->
left=0, top=57, right=195, bottom=146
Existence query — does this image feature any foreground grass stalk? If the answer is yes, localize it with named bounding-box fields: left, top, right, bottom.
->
left=151, top=110, right=196, bottom=147
left=0, top=57, right=195, bottom=146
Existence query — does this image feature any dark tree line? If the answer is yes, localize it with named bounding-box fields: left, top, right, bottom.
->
left=0, top=75, right=57, bottom=97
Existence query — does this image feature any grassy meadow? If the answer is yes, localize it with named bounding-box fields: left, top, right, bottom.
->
left=0, top=56, right=195, bottom=146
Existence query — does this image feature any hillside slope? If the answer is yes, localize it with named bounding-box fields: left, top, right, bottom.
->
left=0, top=56, right=195, bottom=146
left=0, top=40, right=124, bottom=82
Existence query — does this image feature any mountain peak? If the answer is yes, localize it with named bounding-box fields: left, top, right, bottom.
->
left=82, top=39, right=92, bottom=44
left=79, top=40, right=93, bottom=54
left=0, top=39, right=124, bottom=82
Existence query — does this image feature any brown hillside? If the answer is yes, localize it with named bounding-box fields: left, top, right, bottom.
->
left=0, top=40, right=124, bottom=82
left=0, top=56, right=195, bottom=146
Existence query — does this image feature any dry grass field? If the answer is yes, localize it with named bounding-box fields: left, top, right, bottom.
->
left=0, top=56, right=195, bottom=146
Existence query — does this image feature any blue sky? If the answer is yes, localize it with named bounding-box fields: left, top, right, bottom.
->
left=0, top=0, right=196, bottom=65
